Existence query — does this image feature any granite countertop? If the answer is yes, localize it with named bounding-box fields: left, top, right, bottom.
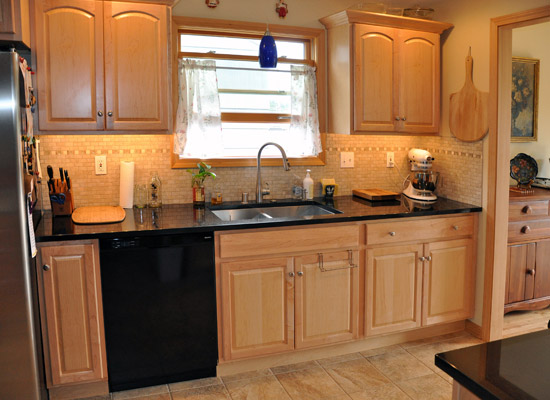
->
left=435, top=329, right=550, bottom=400
left=35, top=195, right=482, bottom=242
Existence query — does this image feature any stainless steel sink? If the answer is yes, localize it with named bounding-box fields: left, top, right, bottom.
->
left=209, top=203, right=341, bottom=222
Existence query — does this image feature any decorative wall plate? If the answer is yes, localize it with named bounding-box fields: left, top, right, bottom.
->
left=510, top=153, right=538, bottom=185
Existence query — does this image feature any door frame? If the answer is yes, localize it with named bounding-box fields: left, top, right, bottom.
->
left=483, top=5, right=550, bottom=341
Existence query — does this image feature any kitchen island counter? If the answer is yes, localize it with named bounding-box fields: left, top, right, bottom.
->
left=36, top=195, right=481, bottom=242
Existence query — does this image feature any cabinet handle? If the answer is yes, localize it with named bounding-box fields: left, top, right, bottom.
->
left=401, top=117, right=406, bottom=121
left=318, top=250, right=357, bottom=272
left=107, top=111, right=113, bottom=117
left=453, top=225, right=459, bottom=230
left=297, top=271, right=304, bottom=276
left=522, top=205, right=532, bottom=214
left=426, top=255, right=432, bottom=262
left=527, top=269, right=536, bottom=276
left=521, top=225, right=531, bottom=234
left=288, top=272, right=295, bottom=277
left=42, top=264, right=51, bottom=271
left=389, top=231, right=396, bottom=236
left=97, top=111, right=103, bottom=117
left=419, top=256, right=426, bottom=262
left=395, top=116, right=401, bottom=121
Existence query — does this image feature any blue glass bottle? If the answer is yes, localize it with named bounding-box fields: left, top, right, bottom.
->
left=259, top=27, right=277, bottom=68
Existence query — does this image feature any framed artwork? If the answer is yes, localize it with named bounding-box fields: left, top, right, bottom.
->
left=511, top=57, right=539, bottom=142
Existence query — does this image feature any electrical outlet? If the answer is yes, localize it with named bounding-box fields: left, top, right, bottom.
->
left=340, top=152, right=354, bottom=168
left=95, top=155, right=107, bottom=175
left=386, top=152, right=395, bottom=168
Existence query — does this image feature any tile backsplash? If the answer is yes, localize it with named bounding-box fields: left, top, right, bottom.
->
left=38, top=133, right=482, bottom=209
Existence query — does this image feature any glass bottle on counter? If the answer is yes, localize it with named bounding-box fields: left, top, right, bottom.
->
left=148, top=171, right=162, bottom=208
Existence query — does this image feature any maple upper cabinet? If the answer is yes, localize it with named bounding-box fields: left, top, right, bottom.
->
left=320, top=10, right=452, bottom=134
left=0, top=0, right=30, bottom=47
left=34, top=0, right=170, bottom=133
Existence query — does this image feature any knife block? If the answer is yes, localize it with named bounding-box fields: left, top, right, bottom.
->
left=50, top=189, right=74, bottom=216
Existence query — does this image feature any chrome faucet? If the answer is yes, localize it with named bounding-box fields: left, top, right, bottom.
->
left=256, top=142, right=291, bottom=203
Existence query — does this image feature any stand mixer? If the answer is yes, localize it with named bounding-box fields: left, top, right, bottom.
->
left=402, top=149, right=440, bottom=201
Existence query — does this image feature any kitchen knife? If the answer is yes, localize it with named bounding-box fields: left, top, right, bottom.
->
left=47, top=165, right=54, bottom=193
left=64, top=170, right=71, bottom=190
left=59, top=167, right=64, bottom=182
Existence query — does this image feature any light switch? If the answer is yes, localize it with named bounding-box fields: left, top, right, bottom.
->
left=340, top=152, right=354, bottom=168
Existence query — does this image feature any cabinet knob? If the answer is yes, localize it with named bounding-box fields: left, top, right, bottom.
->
left=389, top=231, right=396, bottom=236
left=419, top=256, right=426, bottom=262
left=401, top=117, right=407, bottom=121
left=289, top=272, right=295, bottom=277
left=527, top=268, right=536, bottom=276
left=453, top=225, right=459, bottom=231
left=107, top=111, right=113, bottom=117
left=521, top=225, right=531, bottom=234
left=522, top=205, right=532, bottom=214
left=297, top=271, right=304, bottom=277
left=42, top=264, right=51, bottom=271
left=97, top=111, right=103, bottom=117
left=395, top=116, right=401, bottom=121
left=426, top=255, right=432, bottom=262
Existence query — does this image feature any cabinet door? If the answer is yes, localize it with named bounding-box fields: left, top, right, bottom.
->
left=534, top=240, right=550, bottom=299
left=0, top=0, right=30, bottom=46
left=423, top=239, right=475, bottom=326
left=295, top=250, right=359, bottom=349
left=37, top=241, right=107, bottom=386
left=366, top=244, right=422, bottom=336
left=220, top=257, right=294, bottom=360
left=104, top=2, right=169, bottom=131
left=506, top=243, right=536, bottom=304
left=354, top=24, right=397, bottom=132
left=397, top=29, right=440, bottom=133
left=35, top=0, right=104, bottom=131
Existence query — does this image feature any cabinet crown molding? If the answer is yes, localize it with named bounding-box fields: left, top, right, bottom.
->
left=319, top=10, right=453, bottom=34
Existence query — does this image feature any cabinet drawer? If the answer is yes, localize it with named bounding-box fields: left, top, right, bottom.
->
left=367, top=215, right=474, bottom=245
left=509, top=200, right=549, bottom=220
left=508, top=220, right=550, bottom=242
left=218, top=224, right=360, bottom=259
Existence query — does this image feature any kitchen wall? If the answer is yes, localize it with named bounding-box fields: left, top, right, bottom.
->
left=38, top=0, right=485, bottom=209
left=509, top=22, right=550, bottom=179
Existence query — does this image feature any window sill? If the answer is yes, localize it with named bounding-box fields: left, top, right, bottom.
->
left=170, top=134, right=326, bottom=168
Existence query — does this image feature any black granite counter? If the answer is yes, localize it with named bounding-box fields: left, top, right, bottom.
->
left=436, top=329, right=550, bottom=400
left=35, top=195, right=482, bottom=242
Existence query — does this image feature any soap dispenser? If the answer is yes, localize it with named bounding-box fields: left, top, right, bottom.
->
left=303, top=169, right=314, bottom=200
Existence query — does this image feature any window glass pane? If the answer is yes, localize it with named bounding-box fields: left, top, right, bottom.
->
left=216, top=60, right=291, bottom=92
left=219, top=93, right=290, bottom=114
left=180, top=34, right=305, bottom=59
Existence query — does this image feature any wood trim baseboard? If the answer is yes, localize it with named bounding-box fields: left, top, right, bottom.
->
left=48, top=380, right=108, bottom=400
left=465, top=320, right=482, bottom=340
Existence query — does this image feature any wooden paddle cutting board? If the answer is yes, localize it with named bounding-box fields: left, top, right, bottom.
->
left=449, top=51, right=489, bottom=142
left=72, top=206, right=126, bottom=224
left=352, top=189, right=400, bottom=201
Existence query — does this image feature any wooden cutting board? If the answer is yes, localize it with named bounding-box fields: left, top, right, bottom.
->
left=352, top=189, right=400, bottom=201
left=449, top=51, right=489, bottom=142
left=71, top=206, right=126, bottom=224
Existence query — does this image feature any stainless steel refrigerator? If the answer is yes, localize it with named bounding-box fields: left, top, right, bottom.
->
left=0, top=49, right=46, bottom=399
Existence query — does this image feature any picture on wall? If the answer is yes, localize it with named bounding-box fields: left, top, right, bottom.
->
left=511, top=57, right=539, bottom=142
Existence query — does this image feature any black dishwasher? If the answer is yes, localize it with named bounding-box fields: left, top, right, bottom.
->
left=99, top=233, right=217, bottom=392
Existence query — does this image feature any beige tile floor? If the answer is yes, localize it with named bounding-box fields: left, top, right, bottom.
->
left=87, top=331, right=485, bottom=400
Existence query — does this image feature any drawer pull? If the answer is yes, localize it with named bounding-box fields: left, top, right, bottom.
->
left=389, top=231, right=396, bottom=236
left=453, top=225, right=459, bottom=231
left=522, top=205, right=532, bottom=214
left=521, top=225, right=531, bottom=234
left=318, top=250, right=357, bottom=272
left=288, top=272, right=295, bottom=277
left=527, top=269, right=536, bottom=276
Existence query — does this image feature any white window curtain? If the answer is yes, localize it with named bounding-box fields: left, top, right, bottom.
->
left=174, top=59, right=223, bottom=158
left=289, top=65, right=322, bottom=156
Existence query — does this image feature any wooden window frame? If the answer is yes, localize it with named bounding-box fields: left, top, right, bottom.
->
left=170, top=16, right=326, bottom=169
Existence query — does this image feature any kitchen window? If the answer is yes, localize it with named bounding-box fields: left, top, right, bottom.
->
left=171, top=17, right=326, bottom=168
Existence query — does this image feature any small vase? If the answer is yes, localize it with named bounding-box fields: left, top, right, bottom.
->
left=193, top=184, right=205, bottom=208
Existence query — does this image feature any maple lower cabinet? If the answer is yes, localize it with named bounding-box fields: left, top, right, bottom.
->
left=220, top=257, right=295, bottom=360
left=34, top=0, right=170, bottom=133
left=366, top=244, right=423, bottom=336
left=36, top=240, right=108, bottom=399
left=319, top=10, right=452, bottom=134
left=366, top=215, right=477, bottom=336
left=216, top=224, right=361, bottom=361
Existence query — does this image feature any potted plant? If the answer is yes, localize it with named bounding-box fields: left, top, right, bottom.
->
left=187, top=162, right=216, bottom=207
